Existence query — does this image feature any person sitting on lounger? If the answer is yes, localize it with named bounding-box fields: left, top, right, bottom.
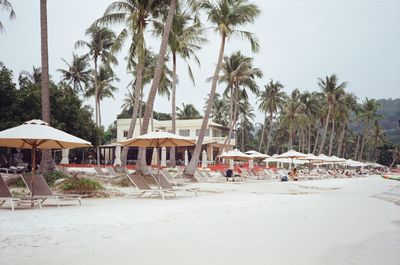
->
left=289, top=168, right=299, bottom=181
left=225, top=168, right=234, bottom=181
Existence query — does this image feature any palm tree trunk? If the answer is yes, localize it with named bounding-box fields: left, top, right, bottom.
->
left=312, top=127, right=319, bottom=154
left=241, top=127, right=245, bottom=150
left=170, top=53, right=177, bottom=167
left=265, top=112, right=273, bottom=154
left=307, top=125, right=312, bottom=153
left=358, top=127, right=369, bottom=161
left=232, top=87, right=239, bottom=148
left=258, top=113, right=266, bottom=152
left=354, top=135, right=360, bottom=160
left=184, top=34, right=226, bottom=177
left=227, top=86, right=234, bottom=147
left=328, top=118, right=335, bottom=156
left=38, top=0, right=53, bottom=173
left=337, top=123, right=346, bottom=157
left=136, top=0, right=177, bottom=175
left=318, top=105, right=332, bottom=155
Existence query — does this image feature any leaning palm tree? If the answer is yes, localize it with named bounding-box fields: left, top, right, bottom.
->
left=75, top=25, right=118, bottom=127
left=184, top=0, right=260, bottom=177
left=317, top=74, right=347, bottom=155
left=0, top=0, right=16, bottom=33
left=85, top=67, right=120, bottom=127
left=257, top=80, right=286, bottom=153
left=357, top=98, right=381, bottom=161
left=176, top=103, right=202, bottom=119
left=95, top=0, right=169, bottom=167
left=58, top=54, right=91, bottom=93
left=216, top=51, right=262, bottom=152
left=153, top=6, right=207, bottom=166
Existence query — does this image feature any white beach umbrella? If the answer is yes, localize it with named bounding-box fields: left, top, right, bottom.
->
left=276, top=150, right=307, bottom=169
left=202, top=150, right=208, bottom=168
left=161, top=147, right=167, bottom=167
left=61, top=149, right=69, bottom=164
left=184, top=150, right=189, bottom=166
left=0, top=119, right=92, bottom=196
left=218, top=149, right=252, bottom=160
left=246, top=150, right=270, bottom=159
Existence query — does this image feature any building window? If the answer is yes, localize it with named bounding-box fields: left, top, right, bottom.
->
left=179, top=129, right=190, bottom=137
left=196, top=129, right=209, bottom=136
left=123, top=131, right=128, bottom=137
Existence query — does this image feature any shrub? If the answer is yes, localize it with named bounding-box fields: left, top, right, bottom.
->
left=62, top=177, right=103, bottom=192
left=44, top=171, right=69, bottom=185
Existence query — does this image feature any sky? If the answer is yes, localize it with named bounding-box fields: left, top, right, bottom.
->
left=1, top=0, right=399, bottom=128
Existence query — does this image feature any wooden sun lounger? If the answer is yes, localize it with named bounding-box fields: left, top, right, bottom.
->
left=21, top=174, right=81, bottom=207
left=93, top=166, right=107, bottom=177
left=0, top=174, right=43, bottom=211
left=126, top=173, right=176, bottom=200
left=150, top=173, right=198, bottom=198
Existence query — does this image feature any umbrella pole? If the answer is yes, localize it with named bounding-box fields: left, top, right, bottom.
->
left=31, top=144, right=36, bottom=197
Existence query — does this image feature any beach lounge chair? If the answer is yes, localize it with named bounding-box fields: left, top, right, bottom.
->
left=126, top=173, right=176, bottom=200
left=21, top=174, right=82, bottom=207
left=202, top=170, right=224, bottom=183
left=93, top=165, right=107, bottom=177
left=0, top=174, right=43, bottom=211
left=107, top=167, right=126, bottom=177
left=151, top=173, right=198, bottom=198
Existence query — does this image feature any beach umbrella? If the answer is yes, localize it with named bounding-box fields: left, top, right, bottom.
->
left=246, top=150, right=270, bottom=159
left=119, top=131, right=196, bottom=185
left=151, top=148, right=158, bottom=166
left=184, top=150, right=189, bottom=166
left=202, top=150, right=208, bottom=168
left=0, top=120, right=92, bottom=196
left=161, top=147, right=167, bottom=167
left=61, top=149, right=69, bottom=164
left=276, top=150, right=307, bottom=169
left=113, top=145, right=122, bottom=166
left=219, top=149, right=252, bottom=170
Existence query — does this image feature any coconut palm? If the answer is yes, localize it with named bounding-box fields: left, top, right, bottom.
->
left=335, top=92, right=357, bottom=157
left=357, top=98, right=381, bottom=161
left=85, top=67, right=120, bottom=127
left=257, top=80, right=286, bottom=153
left=75, top=25, right=117, bottom=127
left=95, top=1, right=169, bottom=167
left=217, top=51, right=262, bottom=151
left=19, top=66, right=42, bottom=87
left=153, top=6, right=207, bottom=166
left=208, top=93, right=229, bottom=126
left=0, top=0, right=15, bottom=33
left=236, top=99, right=255, bottom=150
left=370, top=121, right=385, bottom=161
left=176, top=103, right=202, bottom=119
left=58, top=54, right=91, bottom=93
left=317, top=74, right=347, bottom=155
left=184, top=0, right=260, bottom=176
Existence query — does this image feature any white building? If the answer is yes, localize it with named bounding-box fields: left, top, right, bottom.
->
left=117, top=118, right=234, bottom=163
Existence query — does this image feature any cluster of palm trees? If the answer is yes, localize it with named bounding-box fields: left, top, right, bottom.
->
left=3, top=0, right=387, bottom=175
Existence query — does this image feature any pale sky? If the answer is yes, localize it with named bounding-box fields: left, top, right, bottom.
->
left=1, top=0, right=399, bottom=128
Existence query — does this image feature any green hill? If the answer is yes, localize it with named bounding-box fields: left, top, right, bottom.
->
left=377, top=98, right=400, bottom=144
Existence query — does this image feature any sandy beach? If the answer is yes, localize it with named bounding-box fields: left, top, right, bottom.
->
left=1, top=176, right=399, bottom=265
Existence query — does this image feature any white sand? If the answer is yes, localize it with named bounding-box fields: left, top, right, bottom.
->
left=1, top=176, right=399, bottom=265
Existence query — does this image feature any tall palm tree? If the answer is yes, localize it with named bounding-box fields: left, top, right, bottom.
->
left=58, top=54, right=91, bottom=93
left=0, top=0, right=15, bottom=33
left=236, top=98, right=255, bottom=150
left=300, top=91, right=322, bottom=153
left=153, top=6, right=207, bottom=166
left=257, top=80, right=286, bottom=153
left=184, top=0, right=260, bottom=176
left=75, top=25, right=117, bottom=127
left=176, top=103, right=202, bottom=119
left=280, top=89, right=306, bottom=150
left=317, top=74, right=347, bottom=155
left=335, top=92, right=357, bottom=157
left=85, top=67, right=120, bottom=127
left=357, top=98, right=381, bottom=161
left=19, top=66, right=42, bottom=87
left=208, top=93, right=229, bottom=126
left=217, top=51, right=262, bottom=152
left=370, top=121, right=385, bottom=161
left=95, top=0, right=169, bottom=167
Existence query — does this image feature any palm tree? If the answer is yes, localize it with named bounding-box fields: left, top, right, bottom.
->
left=137, top=0, right=178, bottom=174
left=58, top=54, right=91, bottom=93
left=370, top=121, right=385, bottom=161
left=317, top=74, right=347, bottom=155
left=153, top=6, right=207, bottom=166
left=184, top=0, right=260, bottom=177
left=216, top=51, right=262, bottom=152
left=257, top=80, right=286, bottom=153
left=357, top=98, right=381, bottom=161
left=335, top=92, right=357, bottom=157
left=75, top=25, right=117, bottom=127
left=300, top=91, right=322, bottom=153
left=19, top=66, right=42, bottom=87
left=85, top=67, right=120, bottom=127
left=236, top=98, right=255, bottom=150
left=208, top=93, right=229, bottom=126
left=176, top=103, right=202, bottom=119
left=389, top=145, right=400, bottom=169
left=0, top=0, right=15, bottom=33
left=95, top=0, right=169, bottom=167
left=280, top=89, right=306, bottom=150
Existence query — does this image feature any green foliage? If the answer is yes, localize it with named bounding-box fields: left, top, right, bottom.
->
left=0, top=65, right=100, bottom=146
left=62, top=177, right=103, bottom=192
left=376, top=98, right=400, bottom=145
left=117, top=106, right=172, bottom=121
left=44, top=171, right=69, bottom=185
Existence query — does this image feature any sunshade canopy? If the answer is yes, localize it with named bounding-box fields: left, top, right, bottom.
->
left=119, top=131, right=196, bottom=147
left=276, top=150, right=307, bottom=159
left=218, top=149, right=252, bottom=161
left=0, top=120, right=92, bottom=149
left=245, top=150, right=270, bottom=159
